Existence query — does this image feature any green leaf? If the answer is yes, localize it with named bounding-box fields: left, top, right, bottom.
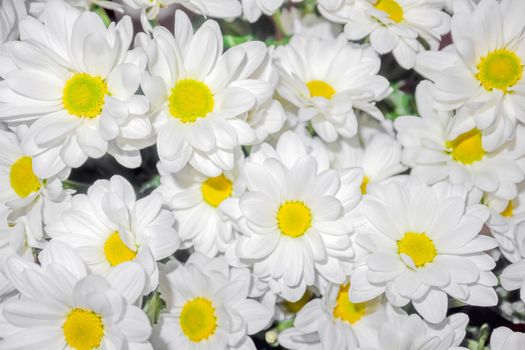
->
left=91, top=5, right=111, bottom=27
left=142, top=291, right=166, bottom=325
left=223, top=34, right=255, bottom=49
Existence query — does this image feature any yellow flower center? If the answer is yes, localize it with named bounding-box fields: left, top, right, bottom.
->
left=63, top=73, right=108, bottom=118
left=476, top=49, right=523, bottom=93
left=360, top=176, right=369, bottom=195
left=201, top=174, right=233, bottom=207
left=103, top=232, right=137, bottom=266
left=180, top=297, right=217, bottom=342
left=374, top=0, right=404, bottom=23
left=397, top=232, right=437, bottom=268
left=446, top=129, right=485, bottom=165
left=62, top=308, right=104, bottom=350
left=169, top=79, right=215, bottom=123
left=277, top=201, right=312, bottom=238
left=501, top=201, right=514, bottom=217
left=306, top=80, right=336, bottom=100
left=333, top=284, right=368, bottom=325
left=10, top=156, right=41, bottom=198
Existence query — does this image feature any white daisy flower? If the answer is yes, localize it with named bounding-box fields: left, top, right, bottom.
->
left=0, top=241, right=152, bottom=349
left=154, top=253, right=273, bottom=350
left=242, top=0, right=298, bottom=23
left=351, top=176, right=498, bottom=324
left=275, top=33, right=390, bottom=142
left=356, top=308, right=469, bottom=350
left=278, top=283, right=389, bottom=349
left=394, top=81, right=525, bottom=201
left=0, top=128, right=70, bottom=248
left=229, top=131, right=360, bottom=302
left=325, top=132, right=407, bottom=194
left=489, top=327, right=525, bottom=350
left=27, top=0, right=124, bottom=17
left=46, top=175, right=180, bottom=293
left=138, top=10, right=274, bottom=176
left=415, top=0, right=525, bottom=151
left=156, top=149, right=245, bottom=257
left=280, top=7, right=342, bottom=39
left=0, top=0, right=153, bottom=173
left=319, top=0, right=451, bottom=69
left=122, top=0, right=242, bottom=32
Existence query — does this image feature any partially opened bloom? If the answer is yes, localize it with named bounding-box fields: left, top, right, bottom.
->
left=275, top=34, right=390, bottom=142
left=395, top=81, right=525, bottom=201
left=46, top=175, right=180, bottom=293
left=319, top=0, right=450, bottom=69
left=0, top=241, right=152, bottom=349
left=351, top=176, right=497, bottom=323
left=138, top=10, right=274, bottom=176
left=154, top=253, right=273, bottom=350
left=0, top=0, right=153, bottom=172
left=229, top=131, right=360, bottom=301
left=416, top=0, right=525, bottom=150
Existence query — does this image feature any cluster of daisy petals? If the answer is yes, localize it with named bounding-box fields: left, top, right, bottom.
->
left=0, top=0, right=525, bottom=349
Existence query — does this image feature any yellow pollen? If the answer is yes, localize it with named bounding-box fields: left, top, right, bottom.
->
left=10, top=156, right=41, bottom=198
left=201, top=174, right=233, bottom=208
left=306, top=80, right=336, bottom=100
left=282, top=289, right=313, bottom=313
left=374, top=0, right=404, bottom=23
left=62, top=308, right=104, bottom=350
left=103, top=232, right=137, bottom=266
left=501, top=201, right=514, bottom=217
left=360, top=176, right=369, bottom=195
left=333, top=284, right=368, bottom=324
left=63, top=73, right=108, bottom=118
left=180, top=297, right=217, bottom=342
left=446, top=129, right=485, bottom=165
left=476, top=49, right=523, bottom=93
left=397, top=232, right=437, bottom=268
left=277, top=201, right=312, bottom=238
left=169, top=79, right=214, bottom=123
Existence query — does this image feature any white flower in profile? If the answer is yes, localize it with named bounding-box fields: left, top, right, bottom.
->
left=156, top=149, right=245, bottom=257
left=319, top=0, right=450, bottom=69
left=138, top=10, right=274, bottom=176
left=489, top=327, right=525, bottom=350
left=356, top=308, right=469, bottom=350
left=0, top=128, right=70, bottom=248
left=275, top=33, right=390, bottom=143
left=122, top=0, right=242, bottom=31
left=229, top=131, right=360, bottom=302
left=0, top=241, right=152, bottom=350
left=351, top=176, right=497, bottom=324
left=415, top=0, right=525, bottom=151
left=46, top=175, right=180, bottom=293
left=0, top=0, right=153, bottom=173
left=154, top=253, right=272, bottom=350
left=279, top=282, right=389, bottom=349
left=395, top=81, right=525, bottom=201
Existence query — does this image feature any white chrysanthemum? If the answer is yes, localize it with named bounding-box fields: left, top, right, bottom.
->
left=395, top=81, right=525, bottom=201
left=356, top=308, right=469, bottom=350
left=122, top=0, right=242, bottom=32
left=325, top=132, right=407, bottom=194
left=279, top=283, right=388, bottom=349
left=0, top=128, right=70, bottom=248
left=0, top=0, right=153, bottom=173
left=489, top=327, right=525, bottom=350
left=46, top=175, right=180, bottom=293
left=154, top=253, right=272, bottom=350
left=156, top=150, right=244, bottom=257
left=242, top=0, right=304, bottom=23
left=319, top=0, right=450, bottom=69
left=0, top=241, right=152, bottom=349
left=275, top=34, right=390, bottom=142
left=499, top=219, right=525, bottom=302
left=138, top=10, right=274, bottom=176
left=228, top=131, right=360, bottom=302
left=351, top=176, right=498, bottom=324
left=280, top=7, right=342, bottom=39
left=416, top=0, right=525, bottom=151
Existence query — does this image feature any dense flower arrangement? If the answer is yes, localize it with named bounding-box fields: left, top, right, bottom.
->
left=1, top=0, right=525, bottom=349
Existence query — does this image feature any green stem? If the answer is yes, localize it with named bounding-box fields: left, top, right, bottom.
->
left=272, top=10, right=286, bottom=40
left=92, top=5, right=111, bottom=27
left=62, top=179, right=90, bottom=192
